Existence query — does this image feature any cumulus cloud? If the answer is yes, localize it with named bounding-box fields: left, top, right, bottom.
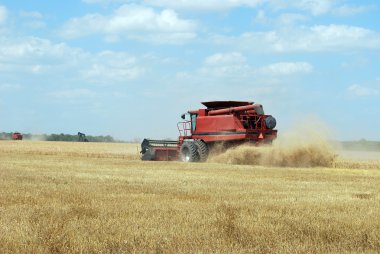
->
left=277, top=13, right=308, bottom=26
left=254, top=11, right=308, bottom=27
left=0, top=6, right=7, bottom=24
left=204, top=52, right=246, bottom=65
left=81, top=0, right=331, bottom=14
left=333, top=4, right=373, bottom=16
left=19, top=10, right=43, bottom=19
left=81, top=0, right=372, bottom=17
left=81, top=51, right=145, bottom=83
left=0, top=37, right=80, bottom=60
left=0, top=37, right=145, bottom=83
left=196, top=52, right=252, bottom=78
left=296, top=0, right=333, bottom=16
left=0, top=37, right=82, bottom=77
left=213, top=25, right=380, bottom=53
left=144, top=0, right=262, bottom=11
left=0, top=37, right=86, bottom=77
left=348, top=84, right=379, bottom=96
left=199, top=64, right=252, bottom=79
left=259, top=62, right=312, bottom=75
left=193, top=52, right=313, bottom=80
left=268, top=0, right=371, bottom=16
left=60, top=4, right=197, bottom=43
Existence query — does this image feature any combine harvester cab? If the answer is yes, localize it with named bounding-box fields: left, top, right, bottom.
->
left=141, top=101, right=277, bottom=162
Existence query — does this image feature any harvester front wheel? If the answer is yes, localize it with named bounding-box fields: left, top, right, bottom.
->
left=180, top=141, right=199, bottom=162
left=194, top=139, right=209, bottom=162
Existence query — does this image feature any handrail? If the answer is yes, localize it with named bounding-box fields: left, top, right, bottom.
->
left=177, top=121, right=192, bottom=137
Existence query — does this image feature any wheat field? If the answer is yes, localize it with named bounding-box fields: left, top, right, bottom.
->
left=1, top=140, right=380, bottom=253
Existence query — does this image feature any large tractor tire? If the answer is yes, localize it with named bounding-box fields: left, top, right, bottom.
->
left=141, top=148, right=155, bottom=161
left=194, top=139, right=209, bottom=162
left=180, top=141, right=199, bottom=162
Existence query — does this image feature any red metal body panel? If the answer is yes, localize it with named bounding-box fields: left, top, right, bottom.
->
left=191, top=104, right=277, bottom=143
left=12, top=132, right=23, bottom=140
left=195, top=115, right=243, bottom=132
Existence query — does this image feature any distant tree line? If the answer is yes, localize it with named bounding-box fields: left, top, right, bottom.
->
left=340, top=139, right=380, bottom=151
left=0, top=132, right=115, bottom=143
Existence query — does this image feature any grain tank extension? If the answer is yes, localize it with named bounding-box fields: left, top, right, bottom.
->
left=141, top=101, right=277, bottom=162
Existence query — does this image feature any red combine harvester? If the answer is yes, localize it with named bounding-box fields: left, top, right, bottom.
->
left=12, top=132, right=23, bottom=140
left=141, top=101, right=277, bottom=162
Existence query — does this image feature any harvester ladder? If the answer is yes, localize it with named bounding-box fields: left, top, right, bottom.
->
left=177, top=121, right=192, bottom=137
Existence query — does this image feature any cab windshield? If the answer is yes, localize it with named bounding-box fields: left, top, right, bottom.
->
left=190, top=114, right=198, bottom=132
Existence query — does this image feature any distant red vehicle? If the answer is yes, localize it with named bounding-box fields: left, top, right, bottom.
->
left=12, top=132, right=23, bottom=140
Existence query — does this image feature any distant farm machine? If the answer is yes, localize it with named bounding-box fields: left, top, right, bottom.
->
left=141, top=101, right=277, bottom=162
left=12, top=132, right=23, bottom=140
left=78, top=132, right=89, bottom=142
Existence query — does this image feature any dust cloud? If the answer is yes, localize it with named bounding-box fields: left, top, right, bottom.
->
left=29, top=135, right=47, bottom=141
left=208, top=117, right=337, bottom=167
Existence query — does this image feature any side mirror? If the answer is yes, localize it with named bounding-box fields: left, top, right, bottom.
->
left=181, top=113, right=186, bottom=119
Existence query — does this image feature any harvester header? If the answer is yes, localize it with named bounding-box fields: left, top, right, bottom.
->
left=141, top=100, right=277, bottom=162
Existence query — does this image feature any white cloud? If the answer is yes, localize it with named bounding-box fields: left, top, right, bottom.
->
left=297, top=0, right=333, bottom=16
left=60, top=4, right=197, bottom=43
left=18, top=11, right=46, bottom=29
left=83, top=63, right=142, bottom=81
left=204, top=52, right=246, bottom=65
left=268, top=0, right=333, bottom=16
left=24, top=21, right=47, bottom=29
left=259, top=62, right=313, bottom=75
left=81, top=51, right=145, bottom=83
left=277, top=13, right=308, bottom=26
left=0, top=37, right=82, bottom=77
left=254, top=10, right=269, bottom=25
left=0, top=37, right=145, bottom=83
left=348, top=84, right=379, bottom=96
left=254, top=11, right=308, bottom=27
left=0, top=37, right=87, bottom=77
left=144, top=0, right=262, bottom=11
left=0, top=37, right=80, bottom=60
left=196, top=52, right=253, bottom=78
left=19, top=11, right=43, bottom=19
left=268, top=0, right=371, bottom=16
left=199, top=64, right=252, bottom=79
left=81, top=0, right=373, bottom=17
left=195, top=53, right=312, bottom=79
left=333, top=4, right=373, bottom=16
left=110, top=7, right=191, bottom=32
left=31, top=65, right=43, bottom=73
left=128, top=32, right=197, bottom=44
left=213, top=25, right=380, bottom=53
left=0, top=6, right=8, bottom=24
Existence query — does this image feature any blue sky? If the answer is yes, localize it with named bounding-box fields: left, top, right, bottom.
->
left=0, top=0, right=379, bottom=141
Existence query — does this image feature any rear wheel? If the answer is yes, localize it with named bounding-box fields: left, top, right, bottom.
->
left=194, top=139, right=209, bottom=162
left=180, top=141, right=199, bottom=162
